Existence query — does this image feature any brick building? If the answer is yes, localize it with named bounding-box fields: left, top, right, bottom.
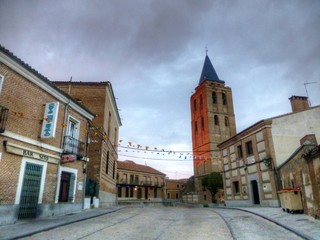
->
left=278, top=134, right=320, bottom=218
left=190, top=54, right=236, bottom=203
left=165, top=179, right=187, bottom=200
left=54, top=82, right=121, bottom=207
left=116, top=160, right=166, bottom=201
left=0, top=46, right=94, bottom=225
left=218, top=97, right=320, bottom=207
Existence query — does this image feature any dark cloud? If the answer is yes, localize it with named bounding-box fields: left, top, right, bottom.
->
left=1, top=0, right=319, bottom=178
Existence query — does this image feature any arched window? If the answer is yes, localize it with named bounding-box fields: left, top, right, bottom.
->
left=193, top=99, right=197, bottom=111
left=201, top=117, right=205, bottom=130
left=225, top=117, right=229, bottom=126
left=194, top=121, right=198, bottom=133
left=212, top=92, right=217, bottom=104
left=214, top=115, right=219, bottom=125
left=222, top=93, right=227, bottom=105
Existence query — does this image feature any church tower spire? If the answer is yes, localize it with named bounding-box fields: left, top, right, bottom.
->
left=190, top=54, right=237, bottom=203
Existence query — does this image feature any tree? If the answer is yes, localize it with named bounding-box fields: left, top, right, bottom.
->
left=201, top=172, right=223, bottom=203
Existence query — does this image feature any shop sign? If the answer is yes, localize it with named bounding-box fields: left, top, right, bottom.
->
left=41, top=102, right=59, bottom=138
left=61, top=154, right=77, bottom=163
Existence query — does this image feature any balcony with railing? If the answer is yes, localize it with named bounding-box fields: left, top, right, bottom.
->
left=63, top=136, right=85, bottom=158
left=0, top=106, right=8, bottom=133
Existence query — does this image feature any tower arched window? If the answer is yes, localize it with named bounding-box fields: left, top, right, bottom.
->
left=212, top=92, right=217, bottom=104
left=194, top=121, right=198, bottom=133
left=222, top=93, right=227, bottom=105
left=214, top=115, right=219, bottom=125
left=201, top=117, right=204, bottom=130
left=225, top=117, right=229, bottom=126
left=200, top=94, right=203, bottom=109
left=193, top=99, right=197, bottom=111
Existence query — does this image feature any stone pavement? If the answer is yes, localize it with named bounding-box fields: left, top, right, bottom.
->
left=0, top=206, right=125, bottom=240
left=0, top=205, right=319, bottom=240
left=231, top=207, right=320, bottom=240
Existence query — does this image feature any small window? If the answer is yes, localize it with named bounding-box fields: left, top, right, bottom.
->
left=204, top=194, right=207, bottom=200
left=233, top=181, right=240, bottom=194
left=237, top=145, right=243, bottom=158
left=193, top=99, right=197, bottom=111
left=222, top=93, right=227, bottom=105
left=212, top=92, right=216, bottom=104
left=176, top=193, right=179, bottom=199
left=130, top=175, right=134, bottom=184
left=118, top=187, right=122, bottom=197
left=194, top=121, right=198, bottom=133
left=0, top=75, right=4, bottom=94
left=225, top=117, right=229, bottom=126
left=201, top=117, right=205, bottom=130
left=112, top=161, right=116, bottom=179
left=177, top=184, right=180, bottom=189
left=105, top=151, right=109, bottom=174
left=214, top=115, right=219, bottom=125
left=246, top=141, right=253, bottom=156
left=200, top=94, right=203, bottom=109
left=107, top=112, right=111, bottom=136
left=123, top=174, right=127, bottom=184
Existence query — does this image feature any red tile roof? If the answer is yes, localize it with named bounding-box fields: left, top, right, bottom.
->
left=117, top=160, right=165, bottom=176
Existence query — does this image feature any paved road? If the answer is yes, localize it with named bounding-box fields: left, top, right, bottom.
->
left=213, top=208, right=303, bottom=240
left=20, top=206, right=304, bottom=240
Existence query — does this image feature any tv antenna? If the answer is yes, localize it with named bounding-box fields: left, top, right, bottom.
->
left=304, top=81, right=317, bottom=106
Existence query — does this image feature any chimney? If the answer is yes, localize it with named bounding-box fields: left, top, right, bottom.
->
left=289, top=96, right=309, bottom=113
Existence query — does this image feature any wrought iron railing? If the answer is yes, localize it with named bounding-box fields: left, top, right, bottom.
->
left=0, top=106, right=8, bottom=133
left=63, top=136, right=85, bottom=158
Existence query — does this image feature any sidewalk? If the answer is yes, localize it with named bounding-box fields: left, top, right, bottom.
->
left=233, top=207, right=320, bottom=240
left=0, top=206, right=125, bottom=240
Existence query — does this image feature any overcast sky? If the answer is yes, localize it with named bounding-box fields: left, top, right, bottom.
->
left=1, top=0, right=319, bottom=179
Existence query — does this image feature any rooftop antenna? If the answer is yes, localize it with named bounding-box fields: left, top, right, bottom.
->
left=205, top=45, right=208, bottom=56
left=304, top=81, right=317, bottom=106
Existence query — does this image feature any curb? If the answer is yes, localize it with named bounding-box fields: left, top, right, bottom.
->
left=9, top=206, right=125, bottom=240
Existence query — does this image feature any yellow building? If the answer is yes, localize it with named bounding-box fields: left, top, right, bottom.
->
left=166, top=179, right=187, bottom=200
left=117, top=160, right=166, bottom=201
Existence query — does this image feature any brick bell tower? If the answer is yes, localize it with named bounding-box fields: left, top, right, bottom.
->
left=190, top=54, right=236, bottom=203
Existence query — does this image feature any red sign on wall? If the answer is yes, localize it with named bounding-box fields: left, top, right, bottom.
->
left=61, top=154, right=76, bottom=163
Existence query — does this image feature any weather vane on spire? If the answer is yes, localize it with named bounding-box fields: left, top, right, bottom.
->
left=205, top=45, right=208, bottom=55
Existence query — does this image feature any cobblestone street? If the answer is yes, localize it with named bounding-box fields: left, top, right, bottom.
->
left=11, top=206, right=316, bottom=240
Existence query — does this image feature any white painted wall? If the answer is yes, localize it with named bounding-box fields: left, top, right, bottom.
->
left=271, top=106, right=320, bottom=167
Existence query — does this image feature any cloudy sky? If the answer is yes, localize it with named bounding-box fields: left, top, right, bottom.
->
left=1, top=0, right=319, bottom=179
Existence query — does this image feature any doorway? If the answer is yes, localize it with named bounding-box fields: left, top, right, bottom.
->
left=145, top=187, right=148, bottom=200
left=251, top=180, right=260, bottom=204
left=18, top=163, right=43, bottom=219
left=137, top=188, right=142, bottom=199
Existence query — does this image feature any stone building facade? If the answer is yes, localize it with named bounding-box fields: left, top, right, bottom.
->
left=190, top=54, right=236, bottom=203
left=0, top=46, right=94, bottom=225
left=116, top=160, right=166, bottom=201
left=278, top=135, right=320, bottom=218
left=165, top=179, right=187, bottom=200
left=218, top=97, right=320, bottom=207
left=54, top=82, right=121, bottom=207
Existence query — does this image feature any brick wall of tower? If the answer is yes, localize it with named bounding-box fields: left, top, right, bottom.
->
left=191, top=79, right=237, bottom=203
